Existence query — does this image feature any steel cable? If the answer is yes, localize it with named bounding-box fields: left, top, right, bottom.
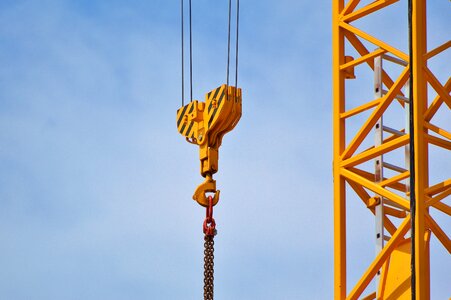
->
left=189, top=0, right=193, bottom=102
left=181, top=0, right=185, bottom=106
left=235, top=0, right=239, bottom=89
left=226, top=0, right=232, bottom=88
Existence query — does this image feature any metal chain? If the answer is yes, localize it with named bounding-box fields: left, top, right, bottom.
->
left=203, top=234, right=215, bottom=300
left=203, top=195, right=217, bottom=300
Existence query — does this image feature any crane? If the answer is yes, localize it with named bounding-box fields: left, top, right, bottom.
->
left=176, top=0, right=448, bottom=299
left=176, top=1, right=241, bottom=299
left=332, top=0, right=450, bottom=299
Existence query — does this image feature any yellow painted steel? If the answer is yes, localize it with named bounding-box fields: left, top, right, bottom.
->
left=177, top=85, right=242, bottom=207
left=347, top=216, right=412, bottom=300
left=332, top=0, right=449, bottom=299
left=380, top=238, right=411, bottom=299
left=411, top=0, right=429, bottom=298
left=332, top=0, right=346, bottom=298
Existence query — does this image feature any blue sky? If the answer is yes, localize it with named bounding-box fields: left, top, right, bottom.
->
left=0, top=1, right=449, bottom=299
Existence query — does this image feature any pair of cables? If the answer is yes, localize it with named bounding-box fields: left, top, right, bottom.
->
left=180, top=0, right=240, bottom=106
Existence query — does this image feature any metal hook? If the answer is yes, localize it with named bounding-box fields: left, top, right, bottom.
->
left=193, top=174, right=220, bottom=207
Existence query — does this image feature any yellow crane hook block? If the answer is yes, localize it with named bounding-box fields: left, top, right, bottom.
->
left=176, top=84, right=242, bottom=207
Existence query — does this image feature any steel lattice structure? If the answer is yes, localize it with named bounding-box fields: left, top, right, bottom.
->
left=332, top=0, right=450, bottom=299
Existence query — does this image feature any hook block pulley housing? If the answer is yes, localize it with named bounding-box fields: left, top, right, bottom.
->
left=176, top=84, right=242, bottom=206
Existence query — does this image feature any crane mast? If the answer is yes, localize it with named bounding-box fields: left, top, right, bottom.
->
left=332, top=0, right=450, bottom=299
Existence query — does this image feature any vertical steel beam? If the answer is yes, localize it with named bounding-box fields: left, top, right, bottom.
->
left=332, top=0, right=346, bottom=299
left=411, top=0, right=429, bottom=298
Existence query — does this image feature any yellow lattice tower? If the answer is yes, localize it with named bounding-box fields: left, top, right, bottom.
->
left=332, top=0, right=450, bottom=299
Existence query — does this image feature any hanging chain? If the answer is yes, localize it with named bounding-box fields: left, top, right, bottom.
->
left=203, top=234, right=215, bottom=300
left=203, top=196, right=217, bottom=300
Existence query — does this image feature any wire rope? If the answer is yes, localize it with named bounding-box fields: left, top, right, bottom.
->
left=181, top=0, right=185, bottom=106
left=226, top=0, right=232, bottom=88
left=235, top=0, right=240, bottom=90
left=189, top=0, right=193, bottom=102
left=183, top=0, right=240, bottom=105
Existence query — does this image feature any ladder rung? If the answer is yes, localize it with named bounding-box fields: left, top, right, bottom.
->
left=383, top=162, right=408, bottom=173
left=383, top=235, right=392, bottom=241
left=381, top=89, right=409, bottom=103
left=382, top=54, right=408, bottom=66
left=382, top=126, right=406, bottom=136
